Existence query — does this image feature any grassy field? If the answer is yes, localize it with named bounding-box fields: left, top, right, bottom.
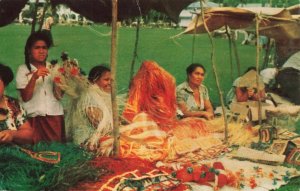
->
left=1, top=24, right=300, bottom=190
left=0, top=24, right=262, bottom=106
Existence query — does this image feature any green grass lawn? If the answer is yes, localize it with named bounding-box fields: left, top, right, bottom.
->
left=1, top=24, right=299, bottom=190
left=0, top=24, right=262, bottom=106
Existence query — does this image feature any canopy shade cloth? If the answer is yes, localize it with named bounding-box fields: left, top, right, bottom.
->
left=181, top=6, right=300, bottom=40
left=0, top=0, right=196, bottom=27
left=0, top=0, right=28, bottom=27
left=287, top=4, right=300, bottom=14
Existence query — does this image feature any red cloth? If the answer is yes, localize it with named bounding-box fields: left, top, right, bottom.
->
left=29, top=115, right=65, bottom=143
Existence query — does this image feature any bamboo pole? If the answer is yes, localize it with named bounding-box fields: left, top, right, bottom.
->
left=255, top=15, right=262, bottom=125
left=199, top=0, right=228, bottom=143
left=111, top=0, right=120, bottom=156
left=31, top=0, right=40, bottom=34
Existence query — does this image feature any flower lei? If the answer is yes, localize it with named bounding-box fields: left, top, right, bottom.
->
left=52, top=58, right=89, bottom=98
left=171, top=162, right=239, bottom=190
left=171, top=162, right=293, bottom=190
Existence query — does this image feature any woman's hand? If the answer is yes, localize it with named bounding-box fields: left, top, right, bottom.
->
left=0, top=130, right=13, bottom=143
left=177, top=101, right=214, bottom=120
left=20, top=67, right=50, bottom=102
left=202, top=111, right=214, bottom=120
left=32, top=67, right=49, bottom=80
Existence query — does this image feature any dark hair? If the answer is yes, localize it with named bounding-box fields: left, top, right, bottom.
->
left=186, top=63, right=206, bottom=75
left=88, top=65, right=110, bottom=83
left=24, top=31, right=51, bottom=72
left=0, top=63, right=14, bottom=86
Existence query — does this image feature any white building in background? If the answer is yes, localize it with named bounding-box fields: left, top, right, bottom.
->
left=55, top=5, right=81, bottom=24
left=178, top=1, right=218, bottom=27
left=19, top=0, right=91, bottom=25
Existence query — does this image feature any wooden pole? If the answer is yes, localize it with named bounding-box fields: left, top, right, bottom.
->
left=199, top=0, right=228, bottom=143
left=111, top=0, right=120, bottom=156
left=31, top=0, right=40, bottom=34
left=255, top=15, right=262, bottom=125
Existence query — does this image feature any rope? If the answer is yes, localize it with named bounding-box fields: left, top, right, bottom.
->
left=191, top=14, right=199, bottom=63
left=232, top=35, right=241, bottom=76
left=135, top=0, right=142, bottom=16
left=128, top=0, right=143, bottom=88
left=225, top=25, right=234, bottom=82
left=86, top=26, right=111, bottom=37
left=128, top=19, right=141, bottom=88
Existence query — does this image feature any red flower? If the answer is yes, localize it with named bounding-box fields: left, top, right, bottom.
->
left=213, top=162, right=225, bottom=170
left=193, top=165, right=209, bottom=184
left=70, top=67, right=79, bottom=76
left=176, top=167, right=194, bottom=182
left=249, top=177, right=257, bottom=189
left=54, top=76, right=62, bottom=84
left=217, top=174, right=228, bottom=188
left=192, top=164, right=215, bottom=183
left=58, top=67, right=65, bottom=74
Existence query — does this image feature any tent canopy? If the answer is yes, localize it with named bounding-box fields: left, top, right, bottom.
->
left=182, top=6, right=300, bottom=40
left=0, top=0, right=196, bottom=27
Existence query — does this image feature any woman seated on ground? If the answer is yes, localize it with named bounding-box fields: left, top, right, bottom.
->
left=0, top=63, right=33, bottom=144
left=176, top=63, right=214, bottom=120
left=227, top=67, right=266, bottom=104
left=103, top=61, right=222, bottom=161
left=67, top=65, right=112, bottom=148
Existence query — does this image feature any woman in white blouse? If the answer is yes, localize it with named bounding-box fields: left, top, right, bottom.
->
left=16, top=31, right=65, bottom=143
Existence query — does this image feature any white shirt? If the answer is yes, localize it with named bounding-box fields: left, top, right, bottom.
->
left=260, top=68, right=277, bottom=85
left=16, top=63, right=64, bottom=117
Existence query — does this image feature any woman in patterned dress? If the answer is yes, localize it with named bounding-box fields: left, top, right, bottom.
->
left=176, top=63, right=214, bottom=120
left=0, top=63, right=33, bottom=144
